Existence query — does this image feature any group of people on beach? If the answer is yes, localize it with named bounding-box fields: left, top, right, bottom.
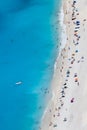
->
left=57, top=0, right=79, bottom=124
left=47, top=0, right=85, bottom=129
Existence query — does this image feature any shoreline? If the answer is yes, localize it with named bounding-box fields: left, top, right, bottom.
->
left=41, top=0, right=87, bottom=130
left=54, top=0, right=67, bottom=73
left=40, top=0, right=67, bottom=127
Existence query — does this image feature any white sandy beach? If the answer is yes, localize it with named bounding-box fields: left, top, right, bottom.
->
left=41, top=0, right=87, bottom=130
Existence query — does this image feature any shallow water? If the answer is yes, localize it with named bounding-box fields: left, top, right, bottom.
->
left=0, top=0, right=61, bottom=130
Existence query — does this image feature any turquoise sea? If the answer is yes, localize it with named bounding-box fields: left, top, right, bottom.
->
left=0, top=0, right=61, bottom=130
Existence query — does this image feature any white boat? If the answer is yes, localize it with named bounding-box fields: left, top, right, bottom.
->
left=16, top=81, right=22, bottom=85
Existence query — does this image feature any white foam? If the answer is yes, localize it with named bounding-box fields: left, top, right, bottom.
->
left=59, top=5, right=67, bottom=50
left=54, top=4, right=67, bottom=71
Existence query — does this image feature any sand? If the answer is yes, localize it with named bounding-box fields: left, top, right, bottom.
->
left=40, top=0, right=87, bottom=130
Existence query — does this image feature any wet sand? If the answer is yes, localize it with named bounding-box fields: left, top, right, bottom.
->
left=41, top=0, right=87, bottom=130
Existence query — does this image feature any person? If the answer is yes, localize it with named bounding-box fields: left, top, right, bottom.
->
left=63, top=117, right=67, bottom=122
left=71, top=98, right=74, bottom=103
left=75, top=77, right=78, bottom=82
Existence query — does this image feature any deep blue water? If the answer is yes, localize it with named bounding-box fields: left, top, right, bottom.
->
left=0, top=0, right=61, bottom=130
